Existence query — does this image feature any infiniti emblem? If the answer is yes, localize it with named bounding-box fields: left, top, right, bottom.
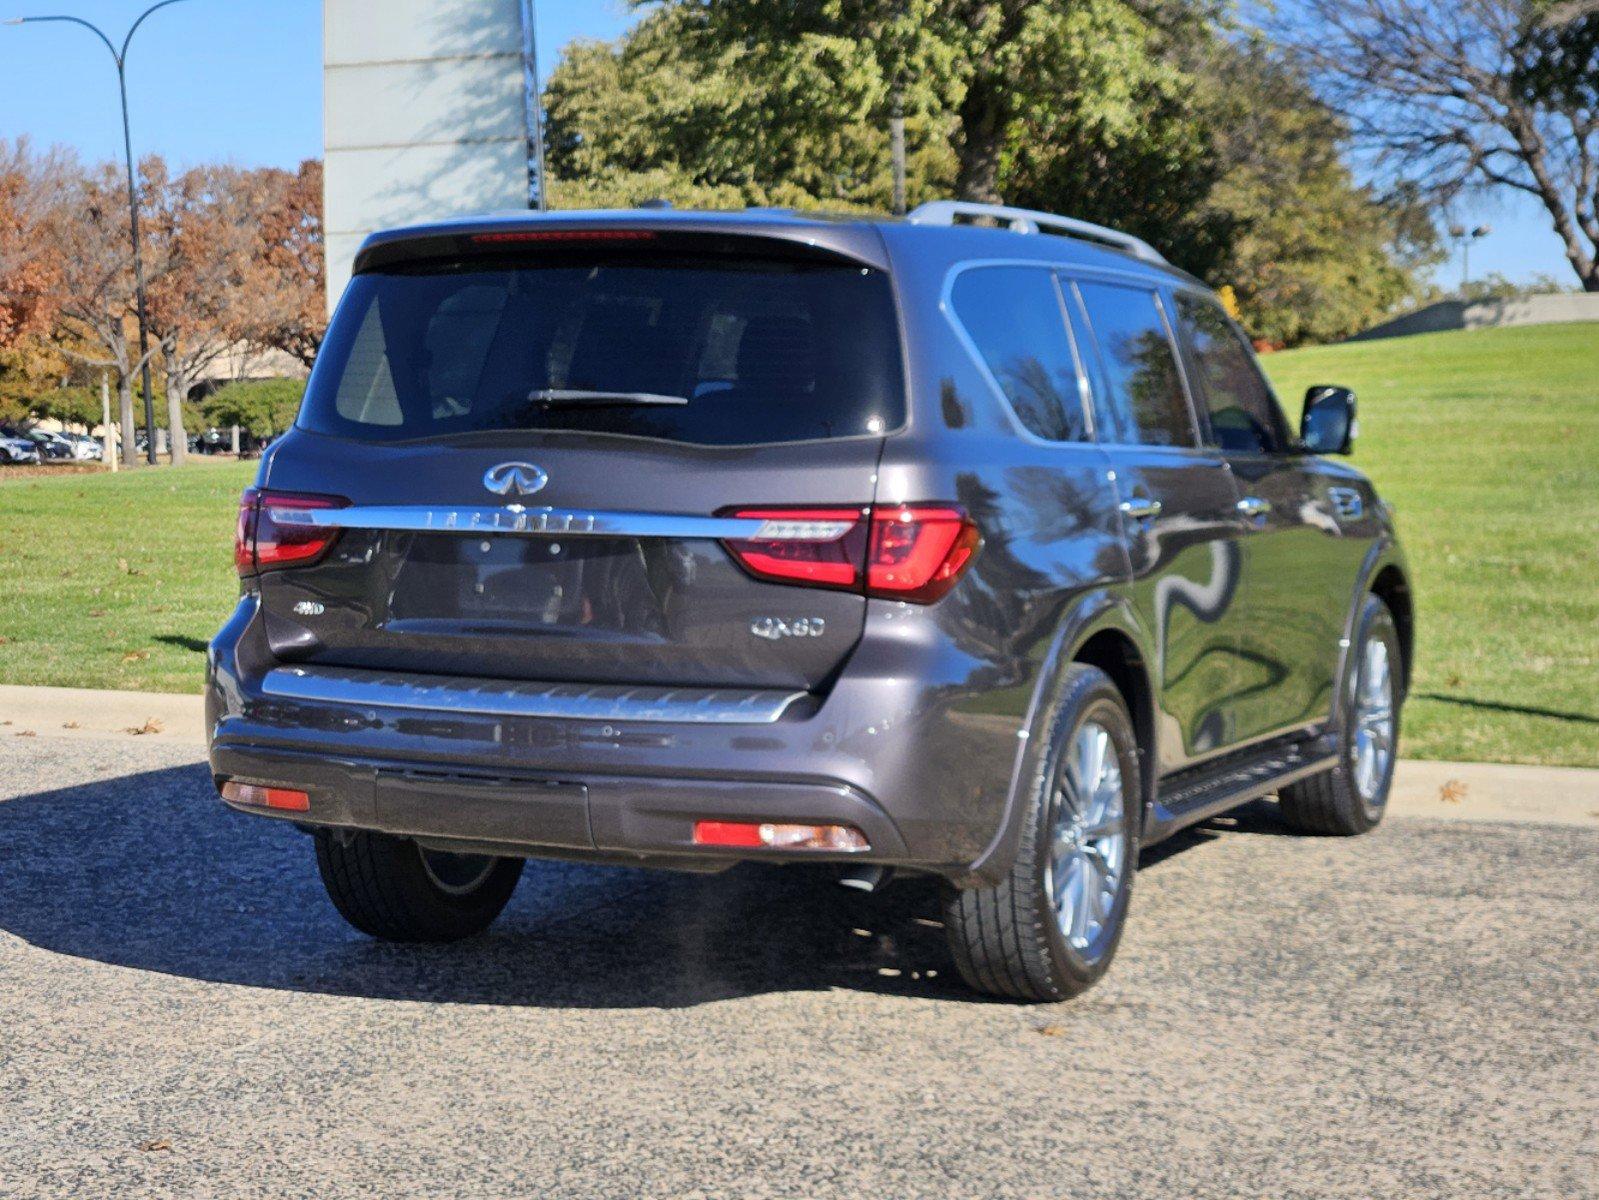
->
left=484, top=462, right=549, bottom=498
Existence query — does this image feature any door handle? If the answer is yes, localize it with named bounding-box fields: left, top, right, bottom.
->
left=1236, top=496, right=1272, bottom=519
left=1118, top=496, right=1163, bottom=520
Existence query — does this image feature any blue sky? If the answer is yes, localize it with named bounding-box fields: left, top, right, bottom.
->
left=0, top=0, right=1574, bottom=288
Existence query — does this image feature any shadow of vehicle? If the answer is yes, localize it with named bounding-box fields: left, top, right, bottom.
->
left=0, top=762, right=972, bottom=1008
left=0, top=762, right=1282, bottom=1008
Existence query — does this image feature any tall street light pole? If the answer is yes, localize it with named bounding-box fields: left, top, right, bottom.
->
left=1448, top=223, right=1492, bottom=294
left=5, top=1, right=191, bottom=466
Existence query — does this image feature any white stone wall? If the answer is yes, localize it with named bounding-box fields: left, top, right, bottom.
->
left=323, top=0, right=531, bottom=309
left=1353, top=293, right=1599, bottom=341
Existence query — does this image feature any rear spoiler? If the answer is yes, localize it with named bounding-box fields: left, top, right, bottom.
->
left=353, top=215, right=892, bottom=275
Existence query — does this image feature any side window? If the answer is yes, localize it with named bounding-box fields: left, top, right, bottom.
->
left=1174, top=294, right=1288, bottom=454
left=950, top=267, right=1089, bottom=442
left=1074, top=281, right=1195, bottom=447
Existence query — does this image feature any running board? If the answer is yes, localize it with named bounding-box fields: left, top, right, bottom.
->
left=1146, top=733, right=1338, bottom=843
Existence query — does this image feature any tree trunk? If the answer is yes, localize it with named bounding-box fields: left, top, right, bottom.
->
left=118, top=374, right=138, bottom=469
left=955, top=76, right=1006, bottom=204
left=165, top=363, right=189, bottom=467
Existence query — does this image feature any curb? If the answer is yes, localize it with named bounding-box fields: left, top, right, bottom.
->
left=0, top=684, right=205, bottom=745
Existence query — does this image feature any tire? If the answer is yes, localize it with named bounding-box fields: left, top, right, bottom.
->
left=314, top=829, right=524, bottom=942
left=1279, top=594, right=1404, bottom=836
left=943, top=664, right=1142, bottom=1002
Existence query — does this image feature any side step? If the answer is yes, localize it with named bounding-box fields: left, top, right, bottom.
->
left=1146, top=732, right=1339, bottom=843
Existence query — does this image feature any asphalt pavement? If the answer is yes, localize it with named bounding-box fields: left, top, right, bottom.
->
left=1, top=735, right=1595, bottom=1199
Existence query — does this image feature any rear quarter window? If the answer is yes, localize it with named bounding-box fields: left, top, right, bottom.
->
left=300, top=253, right=906, bottom=447
left=948, top=266, right=1089, bottom=442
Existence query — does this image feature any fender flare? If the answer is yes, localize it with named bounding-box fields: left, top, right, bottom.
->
left=1330, top=537, right=1411, bottom=727
left=959, top=588, right=1156, bottom=887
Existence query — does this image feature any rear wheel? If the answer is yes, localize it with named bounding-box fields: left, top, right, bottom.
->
left=1279, top=594, right=1404, bottom=836
left=314, top=829, right=523, bottom=942
left=943, top=664, right=1141, bottom=1002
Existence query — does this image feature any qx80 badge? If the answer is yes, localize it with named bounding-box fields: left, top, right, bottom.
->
left=750, top=617, right=826, bottom=641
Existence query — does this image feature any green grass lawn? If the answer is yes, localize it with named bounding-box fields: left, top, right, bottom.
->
left=0, top=460, right=254, bottom=694
left=1264, top=322, right=1599, bottom=767
left=1, top=321, right=1595, bottom=765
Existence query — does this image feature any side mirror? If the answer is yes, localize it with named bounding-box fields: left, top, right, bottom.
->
left=1301, top=386, right=1356, bottom=455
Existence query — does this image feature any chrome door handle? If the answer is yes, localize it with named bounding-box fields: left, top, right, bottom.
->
left=1118, top=497, right=1162, bottom=520
left=1236, top=496, right=1272, bottom=518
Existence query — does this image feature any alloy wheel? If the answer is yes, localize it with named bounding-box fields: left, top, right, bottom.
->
left=1352, top=638, right=1396, bottom=805
left=1044, top=720, right=1129, bottom=962
left=418, top=847, right=498, bottom=896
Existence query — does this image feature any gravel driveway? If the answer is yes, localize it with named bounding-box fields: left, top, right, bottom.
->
left=1, top=737, right=1594, bottom=1199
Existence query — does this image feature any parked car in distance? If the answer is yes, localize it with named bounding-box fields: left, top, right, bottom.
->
left=0, top=433, right=42, bottom=465
left=207, top=203, right=1412, bottom=1002
left=66, top=432, right=105, bottom=461
left=35, top=430, right=102, bottom=461
left=22, top=430, right=75, bottom=461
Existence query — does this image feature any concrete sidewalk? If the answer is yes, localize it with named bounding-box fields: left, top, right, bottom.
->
left=2, top=682, right=1596, bottom=827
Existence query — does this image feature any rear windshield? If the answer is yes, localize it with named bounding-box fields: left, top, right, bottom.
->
left=298, top=254, right=905, bottom=446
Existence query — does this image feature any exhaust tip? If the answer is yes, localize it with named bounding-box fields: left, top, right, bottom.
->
left=837, top=865, right=893, bottom=893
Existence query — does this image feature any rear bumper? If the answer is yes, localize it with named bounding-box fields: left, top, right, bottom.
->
left=206, top=594, right=1026, bottom=877
left=211, top=741, right=908, bottom=870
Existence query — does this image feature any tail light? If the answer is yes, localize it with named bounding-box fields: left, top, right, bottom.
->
left=722, top=503, right=980, bottom=604
left=235, top=488, right=349, bottom=576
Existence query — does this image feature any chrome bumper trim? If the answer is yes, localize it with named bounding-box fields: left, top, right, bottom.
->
left=261, top=666, right=807, bottom=725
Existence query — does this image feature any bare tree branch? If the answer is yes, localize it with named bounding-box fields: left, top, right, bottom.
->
left=1270, top=0, right=1599, bottom=289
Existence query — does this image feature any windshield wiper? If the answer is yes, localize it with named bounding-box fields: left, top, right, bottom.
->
left=528, top=388, right=689, bottom=407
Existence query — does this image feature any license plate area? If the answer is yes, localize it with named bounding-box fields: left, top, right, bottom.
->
left=373, top=769, right=591, bottom=851
left=389, top=533, right=660, bottom=631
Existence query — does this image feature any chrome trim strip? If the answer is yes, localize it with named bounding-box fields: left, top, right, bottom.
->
left=261, top=666, right=807, bottom=725
left=268, top=505, right=771, bottom=540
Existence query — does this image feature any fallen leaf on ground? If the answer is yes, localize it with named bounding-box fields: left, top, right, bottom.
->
left=138, top=1139, right=173, bottom=1153
left=0, top=635, right=10, bottom=644
left=89, top=610, right=106, bottom=618
left=62, top=721, right=81, bottom=730
left=122, top=650, right=150, bottom=662
left=14, top=730, right=36, bottom=738
left=126, top=718, right=165, bottom=736
left=1439, top=780, right=1468, bottom=804
left=1035, top=1024, right=1068, bottom=1037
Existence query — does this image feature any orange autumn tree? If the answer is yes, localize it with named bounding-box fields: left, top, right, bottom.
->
left=41, top=159, right=162, bottom=465
left=144, top=162, right=263, bottom=465
left=234, top=159, right=327, bottom=370
left=0, top=138, right=69, bottom=350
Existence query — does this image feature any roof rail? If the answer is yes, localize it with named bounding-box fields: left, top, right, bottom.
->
left=906, top=200, right=1166, bottom=265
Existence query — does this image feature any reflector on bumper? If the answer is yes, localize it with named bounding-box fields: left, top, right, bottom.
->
left=220, top=781, right=311, bottom=813
left=692, top=820, right=870, bottom=852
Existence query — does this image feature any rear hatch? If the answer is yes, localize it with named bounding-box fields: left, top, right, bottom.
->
left=247, top=224, right=904, bottom=692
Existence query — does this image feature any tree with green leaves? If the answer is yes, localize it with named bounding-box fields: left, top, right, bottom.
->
left=29, top=385, right=100, bottom=430
left=199, top=378, right=304, bottom=442
left=544, top=2, right=1434, bottom=344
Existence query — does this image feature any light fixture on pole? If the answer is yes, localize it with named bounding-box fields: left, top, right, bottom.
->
left=4, top=1, right=192, bottom=466
left=1447, top=224, right=1492, bottom=294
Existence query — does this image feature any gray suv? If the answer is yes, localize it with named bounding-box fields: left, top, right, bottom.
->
left=208, top=202, right=1412, bottom=1001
